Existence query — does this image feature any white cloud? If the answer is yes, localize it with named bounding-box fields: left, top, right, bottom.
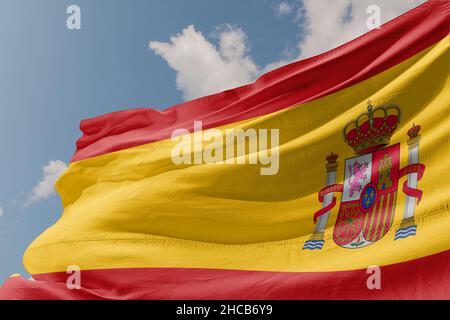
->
left=297, top=0, right=426, bottom=58
left=149, top=1, right=426, bottom=100
left=25, top=160, right=67, bottom=206
left=276, top=2, right=294, bottom=17
left=0, top=206, right=4, bottom=217
left=149, top=24, right=258, bottom=100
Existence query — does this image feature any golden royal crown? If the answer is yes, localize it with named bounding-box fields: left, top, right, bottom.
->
left=343, top=101, right=401, bottom=154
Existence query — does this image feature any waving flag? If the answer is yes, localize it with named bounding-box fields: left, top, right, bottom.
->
left=1, top=0, right=449, bottom=299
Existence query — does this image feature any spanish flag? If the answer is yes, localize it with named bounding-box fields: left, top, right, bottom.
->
left=1, top=0, right=449, bottom=300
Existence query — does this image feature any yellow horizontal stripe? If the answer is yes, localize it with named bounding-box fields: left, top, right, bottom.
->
left=24, top=36, right=450, bottom=274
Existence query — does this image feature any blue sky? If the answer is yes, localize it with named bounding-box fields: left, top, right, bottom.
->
left=0, top=0, right=424, bottom=282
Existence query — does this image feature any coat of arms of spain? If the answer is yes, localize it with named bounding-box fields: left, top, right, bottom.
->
left=303, top=102, right=425, bottom=250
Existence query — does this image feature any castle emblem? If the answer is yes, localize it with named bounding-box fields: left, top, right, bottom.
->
left=303, top=102, right=425, bottom=250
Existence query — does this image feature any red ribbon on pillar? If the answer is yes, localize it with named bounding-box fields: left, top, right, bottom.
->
left=313, top=184, right=343, bottom=223
left=399, top=163, right=425, bottom=204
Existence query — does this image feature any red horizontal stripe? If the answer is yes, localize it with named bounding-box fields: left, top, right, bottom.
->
left=71, top=1, right=449, bottom=163
left=1, top=250, right=448, bottom=300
